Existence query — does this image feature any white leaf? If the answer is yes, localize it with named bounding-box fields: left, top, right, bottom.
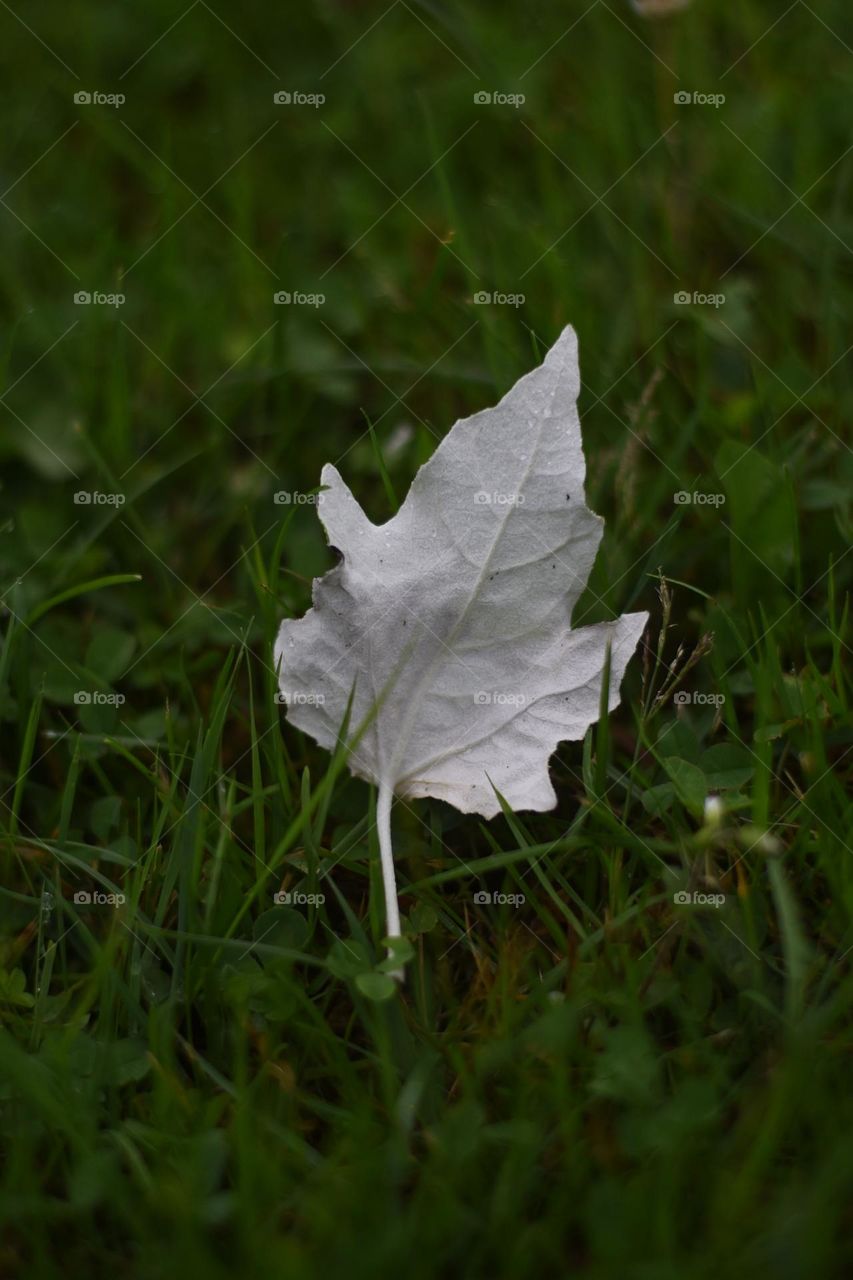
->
left=275, top=326, right=647, bottom=954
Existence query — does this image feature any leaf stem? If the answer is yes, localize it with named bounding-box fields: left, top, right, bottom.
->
left=376, top=779, right=403, bottom=982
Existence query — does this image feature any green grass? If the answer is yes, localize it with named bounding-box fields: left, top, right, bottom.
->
left=1, top=1, right=852, bottom=1275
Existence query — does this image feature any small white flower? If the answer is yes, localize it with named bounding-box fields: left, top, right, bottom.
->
left=704, top=795, right=725, bottom=827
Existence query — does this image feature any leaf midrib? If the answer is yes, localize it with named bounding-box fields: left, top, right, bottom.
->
left=382, top=392, right=560, bottom=786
